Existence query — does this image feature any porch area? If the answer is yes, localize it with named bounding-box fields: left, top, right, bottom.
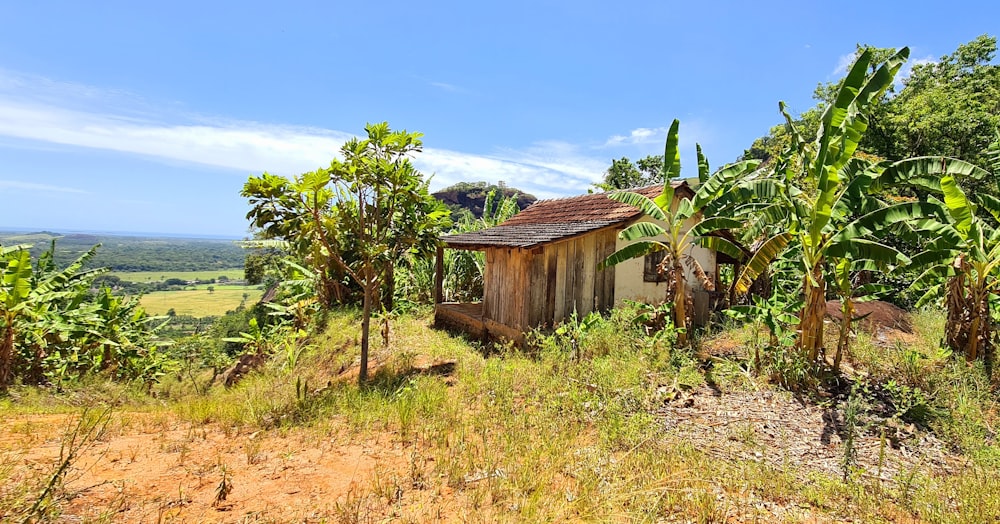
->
left=433, top=302, right=526, bottom=344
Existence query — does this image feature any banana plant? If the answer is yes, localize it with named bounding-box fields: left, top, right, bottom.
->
left=0, top=244, right=32, bottom=389
left=600, top=119, right=758, bottom=346
left=907, top=153, right=1000, bottom=361
left=0, top=242, right=107, bottom=388
left=725, top=47, right=958, bottom=365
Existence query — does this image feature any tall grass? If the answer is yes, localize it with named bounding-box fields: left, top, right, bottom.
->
left=4, top=306, right=1000, bottom=521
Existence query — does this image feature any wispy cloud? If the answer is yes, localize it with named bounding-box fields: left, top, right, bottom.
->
left=0, top=100, right=354, bottom=176
left=412, top=74, right=471, bottom=95
left=0, top=179, right=88, bottom=194
left=428, top=81, right=465, bottom=93
left=604, top=127, right=670, bottom=147
left=602, top=121, right=711, bottom=149
left=832, top=52, right=857, bottom=76
left=0, top=69, right=614, bottom=199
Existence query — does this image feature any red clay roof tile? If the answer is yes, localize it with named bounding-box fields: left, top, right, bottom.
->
left=443, top=182, right=689, bottom=249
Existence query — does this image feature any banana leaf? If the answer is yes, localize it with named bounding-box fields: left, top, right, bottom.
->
left=599, top=240, right=665, bottom=270
left=607, top=191, right=668, bottom=222
left=735, top=232, right=793, bottom=294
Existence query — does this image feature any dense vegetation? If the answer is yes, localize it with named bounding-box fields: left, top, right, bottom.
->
left=743, top=35, right=999, bottom=176
left=0, top=242, right=168, bottom=390
left=0, top=231, right=246, bottom=272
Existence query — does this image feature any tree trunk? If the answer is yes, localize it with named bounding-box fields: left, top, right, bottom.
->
left=382, top=262, right=395, bottom=312
left=798, top=265, right=826, bottom=363
left=0, top=323, right=13, bottom=391
left=673, top=261, right=688, bottom=347
left=834, top=297, right=853, bottom=373
left=945, top=273, right=967, bottom=354
left=968, top=315, right=981, bottom=361
left=966, top=286, right=989, bottom=362
left=359, top=283, right=372, bottom=385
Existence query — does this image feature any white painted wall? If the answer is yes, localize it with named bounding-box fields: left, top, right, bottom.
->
left=612, top=215, right=716, bottom=322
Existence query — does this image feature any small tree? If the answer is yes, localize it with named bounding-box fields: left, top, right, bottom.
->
left=243, top=122, right=450, bottom=383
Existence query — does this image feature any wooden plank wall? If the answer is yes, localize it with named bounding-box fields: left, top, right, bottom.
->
left=483, top=247, right=530, bottom=329
left=524, top=228, right=619, bottom=329
left=483, top=229, right=621, bottom=333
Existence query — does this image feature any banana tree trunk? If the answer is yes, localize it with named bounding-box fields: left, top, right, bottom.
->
left=798, top=265, right=826, bottom=363
left=968, top=315, right=981, bottom=361
left=945, top=273, right=968, bottom=354
left=966, top=285, right=990, bottom=362
left=0, top=321, right=13, bottom=391
left=834, top=297, right=853, bottom=372
left=673, top=260, right=688, bottom=347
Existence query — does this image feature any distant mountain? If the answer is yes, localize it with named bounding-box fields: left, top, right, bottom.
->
left=433, top=182, right=537, bottom=219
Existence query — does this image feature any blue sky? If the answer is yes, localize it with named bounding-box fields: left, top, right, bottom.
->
left=0, top=1, right=997, bottom=237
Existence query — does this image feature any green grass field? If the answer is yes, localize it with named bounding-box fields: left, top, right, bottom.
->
left=140, top=287, right=263, bottom=316
left=111, top=269, right=245, bottom=283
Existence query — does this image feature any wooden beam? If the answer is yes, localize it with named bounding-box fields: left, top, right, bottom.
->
left=434, top=244, right=444, bottom=304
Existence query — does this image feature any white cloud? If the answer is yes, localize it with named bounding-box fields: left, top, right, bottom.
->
left=898, top=55, right=937, bottom=82
left=0, top=179, right=88, bottom=194
left=832, top=52, right=857, bottom=76
left=0, top=70, right=615, bottom=199
left=604, top=126, right=670, bottom=147
left=0, top=69, right=725, bottom=201
left=0, top=97, right=610, bottom=199
left=0, top=100, right=353, bottom=176
left=428, top=81, right=467, bottom=93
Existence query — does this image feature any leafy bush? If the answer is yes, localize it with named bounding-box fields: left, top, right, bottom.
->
left=1, top=242, right=172, bottom=390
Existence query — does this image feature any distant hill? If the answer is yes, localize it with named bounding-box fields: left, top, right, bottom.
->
left=0, top=231, right=246, bottom=272
left=433, top=182, right=537, bottom=219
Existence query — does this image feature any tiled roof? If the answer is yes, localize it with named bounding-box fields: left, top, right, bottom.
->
left=443, top=221, right=620, bottom=249
left=442, top=182, right=690, bottom=249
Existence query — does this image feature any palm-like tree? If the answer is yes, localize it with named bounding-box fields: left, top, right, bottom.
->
left=726, top=47, right=947, bottom=364
left=906, top=152, right=1000, bottom=362
left=601, top=120, right=756, bottom=346
left=0, top=243, right=105, bottom=389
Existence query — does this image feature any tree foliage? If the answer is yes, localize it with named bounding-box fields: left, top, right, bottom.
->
left=242, top=122, right=451, bottom=383
left=881, top=35, right=1000, bottom=167
left=600, top=120, right=758, bottom=346
left=0, top=242, right=168, bottom=390
left=595, top=155, right=666, bottom=191
left=744, top=35, right=1000, bottom=177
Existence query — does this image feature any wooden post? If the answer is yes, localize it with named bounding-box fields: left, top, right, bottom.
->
left=434, top=244, right=444, bottom=304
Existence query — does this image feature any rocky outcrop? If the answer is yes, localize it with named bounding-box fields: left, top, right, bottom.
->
left=433, top=182, right=536, bottom=218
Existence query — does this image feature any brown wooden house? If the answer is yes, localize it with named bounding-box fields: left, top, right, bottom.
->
left=433, top=182, right=726, bottom=343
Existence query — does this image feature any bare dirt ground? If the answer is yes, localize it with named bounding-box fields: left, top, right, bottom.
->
left=1, top=393, right=962, bottom=523
left=826, top=299, right=918, bottom=347
left=3, top=413, right=426, bottom=522
left=2, top=356, right=465, bottom=523
left=660, top=385, right=959, bottom=485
